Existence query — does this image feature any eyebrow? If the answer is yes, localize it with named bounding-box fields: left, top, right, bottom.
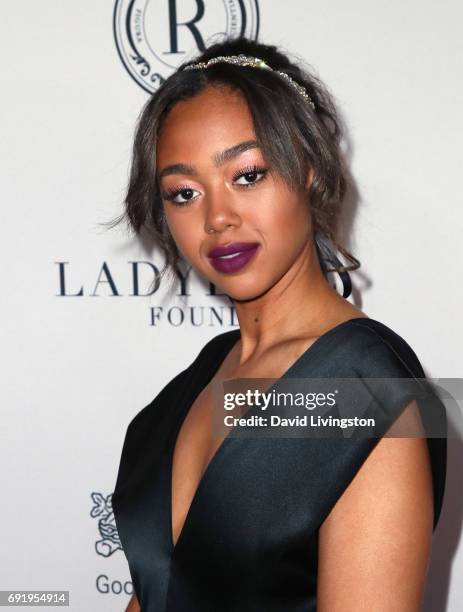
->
left=157, top=139, right=260, bottom=180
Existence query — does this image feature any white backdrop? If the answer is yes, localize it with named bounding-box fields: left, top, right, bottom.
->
left=1, top=1, right=462, bottom=610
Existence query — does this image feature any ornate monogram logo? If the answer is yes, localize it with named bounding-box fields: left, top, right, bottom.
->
left=113, top=0, right=261, bottom=93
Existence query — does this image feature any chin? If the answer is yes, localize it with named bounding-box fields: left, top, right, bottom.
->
left=217, top=278, right=271, bottom=303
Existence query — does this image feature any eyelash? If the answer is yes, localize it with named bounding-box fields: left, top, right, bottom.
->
left=161, top=164, right=269, bottom=206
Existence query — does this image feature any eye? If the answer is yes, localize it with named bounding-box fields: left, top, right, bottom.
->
left=161, top=186, right=201, bottom=205
left=233, top=165, right=268, bottom=187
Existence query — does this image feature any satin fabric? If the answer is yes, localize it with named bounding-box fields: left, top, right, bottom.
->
left=112, top=317, right=447, bottom=611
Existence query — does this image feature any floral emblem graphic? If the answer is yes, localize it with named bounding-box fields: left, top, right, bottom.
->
left=90, top=492, right=122, bottom=557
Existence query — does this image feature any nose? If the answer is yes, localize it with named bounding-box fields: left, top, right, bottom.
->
left=203, top=187, right=242, bottom=235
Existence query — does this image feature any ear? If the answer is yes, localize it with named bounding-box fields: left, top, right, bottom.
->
left=305, top=166, right=315, bottom=190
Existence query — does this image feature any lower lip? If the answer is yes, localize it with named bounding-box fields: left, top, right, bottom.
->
left=208, top=245, right=260, bottom=274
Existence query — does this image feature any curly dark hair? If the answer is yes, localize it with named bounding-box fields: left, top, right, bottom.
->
left=104, top=35, right=360, bottom=287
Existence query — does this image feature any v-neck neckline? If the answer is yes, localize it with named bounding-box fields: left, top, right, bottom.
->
left=167, top=316, right=371, bottom=555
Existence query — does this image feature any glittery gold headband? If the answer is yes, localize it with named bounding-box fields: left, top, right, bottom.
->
left=183, top=54, right=316, bottom=110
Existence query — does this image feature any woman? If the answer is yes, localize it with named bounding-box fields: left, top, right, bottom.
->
left=110, top=36, right=447, bottom=611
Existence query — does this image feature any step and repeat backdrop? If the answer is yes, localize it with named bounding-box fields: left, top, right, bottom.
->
left=2, top=1, right=462, bottom=610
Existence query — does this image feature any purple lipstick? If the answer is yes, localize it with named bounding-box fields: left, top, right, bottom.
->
left=207, top=241, right=260, bottom=274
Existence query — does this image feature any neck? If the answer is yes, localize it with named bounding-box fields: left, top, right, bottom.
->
left=231, top=240, right=350, bottom=363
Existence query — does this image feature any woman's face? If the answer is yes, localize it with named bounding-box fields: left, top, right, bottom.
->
left=156, top=85, right=314, bottom=301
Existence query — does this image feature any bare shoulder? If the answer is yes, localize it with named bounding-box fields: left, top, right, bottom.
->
left=125, top=593, right=140, bottom=612
left=317, top=403, right=434, bottom=611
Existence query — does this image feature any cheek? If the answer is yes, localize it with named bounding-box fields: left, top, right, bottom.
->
left=165, top=210, right=202, bottom=259
left=252, top=191, right=311, bottom=245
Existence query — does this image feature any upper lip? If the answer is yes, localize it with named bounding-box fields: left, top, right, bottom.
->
left=207, top=241, right=260, bottom=258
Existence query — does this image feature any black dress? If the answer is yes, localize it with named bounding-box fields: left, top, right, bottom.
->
left=112, top=317, right=447, bottom=612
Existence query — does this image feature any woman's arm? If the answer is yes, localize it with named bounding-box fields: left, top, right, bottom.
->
left=317, top=401, right=434, bottom=611
left=125, top=593, right=140, bottom=612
